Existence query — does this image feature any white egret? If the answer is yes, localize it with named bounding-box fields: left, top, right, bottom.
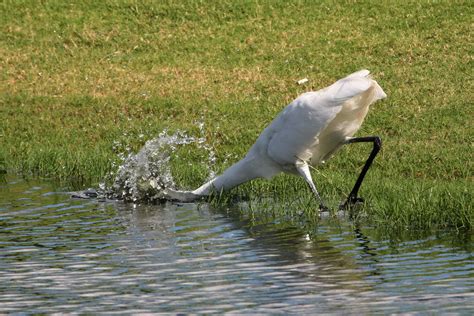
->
left=165, top=69, right=386, bottom=210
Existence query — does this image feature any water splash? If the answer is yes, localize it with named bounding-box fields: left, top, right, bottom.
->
left=102, top=127, right=216, bottom=203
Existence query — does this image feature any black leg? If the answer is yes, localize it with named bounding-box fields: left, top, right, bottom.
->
left=340, top=136, right=382, bottom=210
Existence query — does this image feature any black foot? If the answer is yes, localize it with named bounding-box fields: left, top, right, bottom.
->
left=339, top=195, right=365, bottom=210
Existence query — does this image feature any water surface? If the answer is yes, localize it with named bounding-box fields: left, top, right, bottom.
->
left=0, top=177, right=472, bottom=314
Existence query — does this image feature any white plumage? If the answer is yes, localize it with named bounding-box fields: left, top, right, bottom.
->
left=165, top=69, right=386, bottom=208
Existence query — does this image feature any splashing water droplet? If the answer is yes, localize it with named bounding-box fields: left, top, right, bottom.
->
left=101, top=126, right=216, bottom=203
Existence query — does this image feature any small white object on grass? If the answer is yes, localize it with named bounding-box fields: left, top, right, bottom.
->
left=297, top=78, right=309, bottom=85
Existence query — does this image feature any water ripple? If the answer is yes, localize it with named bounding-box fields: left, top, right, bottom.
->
left=0, top=178, right=472, bottom=314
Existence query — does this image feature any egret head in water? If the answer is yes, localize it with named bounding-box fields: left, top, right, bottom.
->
left=165, top=70, right=387, bottom=211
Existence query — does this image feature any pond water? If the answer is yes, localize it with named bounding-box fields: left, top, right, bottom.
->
left=1, top=177, right=473, bottom=314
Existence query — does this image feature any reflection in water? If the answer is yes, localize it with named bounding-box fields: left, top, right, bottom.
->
left=0, top=177, right=473, bottom=314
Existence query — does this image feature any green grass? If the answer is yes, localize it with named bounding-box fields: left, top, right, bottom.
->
left=1, top=0, right=472, bottom=231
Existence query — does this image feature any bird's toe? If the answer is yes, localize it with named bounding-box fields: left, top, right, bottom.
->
left=339, top=195, right=365, bottom=210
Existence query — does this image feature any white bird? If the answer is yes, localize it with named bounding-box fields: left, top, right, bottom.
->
left=165, top=69, right=387, bottom=210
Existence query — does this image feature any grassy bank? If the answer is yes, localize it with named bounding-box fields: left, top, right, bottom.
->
left=1, top=1, right=472, bottom=230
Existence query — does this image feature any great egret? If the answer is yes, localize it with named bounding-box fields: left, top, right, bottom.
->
left=165, top=69, right=386, bottom=210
